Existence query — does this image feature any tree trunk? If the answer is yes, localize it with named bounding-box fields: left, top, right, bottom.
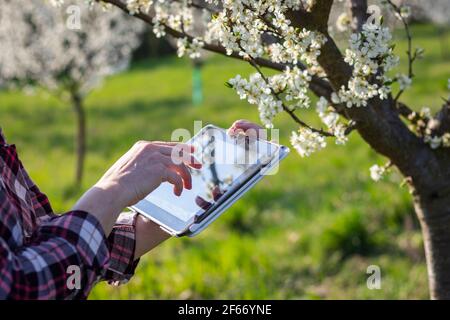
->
left=347, top=0, right=368, bottom=31
left=414, top=186, right=450, bottom=299
left=71, top=93, right=86, bottom=187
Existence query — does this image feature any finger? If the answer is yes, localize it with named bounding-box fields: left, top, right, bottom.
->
left=228, top=120, right=265, bottom=139
left=229, top=119, right=262, bottom=132
left=157, top=145, right=202, bottom=169
left=153, top=142, right=196, bottom=153
left=160, top=155, right=193, bottom=190
left=164, top=169, right=184, bottom=196
left=212, top=186, right=224, bottom=201
left=195, top=196, right=213, bottom=210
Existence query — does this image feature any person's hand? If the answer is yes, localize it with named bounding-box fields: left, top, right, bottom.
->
left=73, top=141, right=201, bottom=235
left=96, top=141, right=201, bottom=206
left=227, top=119, right=265, bottom=140
left=134, top=121, right=267, bottom=257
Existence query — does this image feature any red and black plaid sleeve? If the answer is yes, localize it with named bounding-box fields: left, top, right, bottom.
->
left=104, top=211, right=140, bottom=285
left=0, top=204, right=110, bottom=299
left=0, top=128, right=140, bottom=299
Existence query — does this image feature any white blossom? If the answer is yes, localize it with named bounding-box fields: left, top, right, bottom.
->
left=369, top=164, right=386, bottom=182
left=48, top=0, right=65, bottom=7
left=228, top=73, right=282, bottom=128
left=337, top=22, right=399, bottom=108
left=290, top=128, right=326, bottom=157
left=444, top=133, right=450, bottom=148
left=316, top=97, right=348, bottom=145
left=177, top=37, right=204, bottom=59
left=316, top=96, right=329, bottom=113
left=396, top=5, right=412, bottom=20
left=46, top=0, right=406, bottom=160
left=397, top=74, right=412, bottom=91
left=425, top=135, right=443, bottom=149
left=336, top=13, right=351, bottom=32
left=420, top=107, right=432, bottom=119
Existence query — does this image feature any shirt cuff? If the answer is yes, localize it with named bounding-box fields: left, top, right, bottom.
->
left=38, top=210, right=110, bottom=277
left=104, top=211, right=140, bottom=285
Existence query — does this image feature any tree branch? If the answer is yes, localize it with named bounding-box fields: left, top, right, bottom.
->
left=99, top=0, right=334, bottom=98
left=385, top=0, right=416, bottom=102
left=285, top=0, right=437, bottom=181
left=348, top=0, right=368, bottom=32
left=286, top=0, right=334, bottom=33
left=428, top=100, right=450, bottom=137
left=245, top=56, right=335, bottom=137
left=100, top=0, right=440, bottom=186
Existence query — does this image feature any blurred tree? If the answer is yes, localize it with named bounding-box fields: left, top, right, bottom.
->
left=0, top=0, right=144, bottom=186
left=408, top=0, right=450, bottom=58
left=52, top=0, right=450, bottom=299
left=132, top=28, right=176, bottom=60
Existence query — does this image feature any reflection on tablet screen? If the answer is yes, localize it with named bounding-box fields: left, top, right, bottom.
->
left=144, top=126, right=278, bottom=222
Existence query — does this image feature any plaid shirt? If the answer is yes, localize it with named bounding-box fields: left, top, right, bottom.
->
left=0, top=128, right=139, bottom=299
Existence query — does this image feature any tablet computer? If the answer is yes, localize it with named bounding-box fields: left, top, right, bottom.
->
left=129, top=124, right=289, bottom=237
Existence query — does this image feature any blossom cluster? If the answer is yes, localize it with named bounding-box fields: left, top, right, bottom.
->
left=127, top=0, right=334, bottom=156
left=333, top=22, right=399, bottom=108
left=290, top=127, right=326, bottom=157
left=123, top=0, right=327, bottom=71
left=369, top=164, right=387, bottom=182
left=336, top=12, right=351, bottom=32
left=316, top=97, right=348, bottom=145
left=228, top=73, right=283, bottom=128
left=52, top=0, right=448, bottom=161
left=177, top=37, right=204, bottom=59
left=424, top=133, right=450, bottom=149
left=228, top=66, right=316, bottom=129
left=52, top=0, right=332, bottom=157
left=421, top=81, right=450, bottom=149
left=394, top=5, right=412, bottom=20
left=407, top=105, right=450, bottom=150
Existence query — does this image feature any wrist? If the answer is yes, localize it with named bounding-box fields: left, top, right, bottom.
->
left=94, top=180, right=129, bottom=209
left=73, top=182, right=126, bottom=235
left=134, top=215, right=171, bottom=258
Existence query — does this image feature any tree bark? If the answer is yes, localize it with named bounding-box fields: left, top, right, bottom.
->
left=71, top=92, right=86, bottom=187
left=413, top=185, right=450, bottom=299
left=347, top=0, right=368, bottom=32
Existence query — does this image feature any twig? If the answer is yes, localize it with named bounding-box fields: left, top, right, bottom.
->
left=244, top=52, right=335, bottom=137
left=98, top=0, right=330, bottom=98
left=386, top=0, right=416, bottom=102
left=100, top=0, right=345, bottom=137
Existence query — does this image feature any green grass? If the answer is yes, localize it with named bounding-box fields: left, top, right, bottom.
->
left=1, top=23, right=449, bottom=299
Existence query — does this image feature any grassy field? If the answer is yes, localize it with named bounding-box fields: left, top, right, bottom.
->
left=1, top=24, right=449, bottom=299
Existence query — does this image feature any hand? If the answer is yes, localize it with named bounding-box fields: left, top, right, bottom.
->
left=73, top=141, right=201, bottom=235
left=97, top=141, right=201, bottom=206
left=227, top=119, right=265, bottom=140
left=134, top=120, right=267, bottom=257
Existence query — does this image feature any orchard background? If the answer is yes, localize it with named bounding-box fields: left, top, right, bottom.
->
left=1, top=0, right=449, bottom=299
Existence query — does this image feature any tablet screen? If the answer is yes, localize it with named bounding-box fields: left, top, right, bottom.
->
left=142, top=126, right=279, bottom=222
